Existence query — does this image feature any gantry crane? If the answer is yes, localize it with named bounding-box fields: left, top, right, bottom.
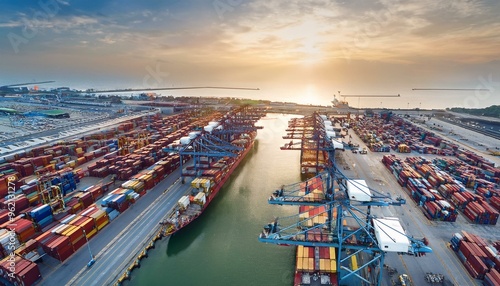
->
left=282, top=114, right=343, bottom=176
left=165, top=106, right=265, bottom=183
left=258, top=113, right=431, bottom=286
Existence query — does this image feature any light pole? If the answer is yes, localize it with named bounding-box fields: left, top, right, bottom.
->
left=82, top=229, right=95, bottom=267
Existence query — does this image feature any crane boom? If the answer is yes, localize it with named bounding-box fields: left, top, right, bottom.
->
left=87, top=86, right=260, bottom=93
left=341, top=94, right=400, bottom=97
left=2, top=81, right=55, bottom=88
left=412, top=88, right=489, bottom=91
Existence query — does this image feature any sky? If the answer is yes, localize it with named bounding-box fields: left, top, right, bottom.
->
left=1, top=0, right=500, bottom=109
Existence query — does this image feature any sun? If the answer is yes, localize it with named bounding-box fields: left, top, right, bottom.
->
left=303, top=84, right=320, bottom=104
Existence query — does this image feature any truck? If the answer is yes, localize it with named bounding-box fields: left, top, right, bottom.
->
left=392, top=274, right=412, bottom=286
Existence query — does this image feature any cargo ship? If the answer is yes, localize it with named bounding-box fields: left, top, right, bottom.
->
left=163, top=131, right=256, bottom=236
left=294, top=176, right=339, bottom=286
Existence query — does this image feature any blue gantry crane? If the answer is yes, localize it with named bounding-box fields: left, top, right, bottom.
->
left=258, top=113, right=431, bottom=286
left=165, top=106, right=265, bottom=183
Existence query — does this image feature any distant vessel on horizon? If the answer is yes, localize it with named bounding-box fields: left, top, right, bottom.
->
left=331, top=94, right=349, bottom=109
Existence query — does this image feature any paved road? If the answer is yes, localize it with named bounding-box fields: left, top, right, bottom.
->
left=340, top=130, right=500, bottom=286
left=39, top=167, right=192, bottom=286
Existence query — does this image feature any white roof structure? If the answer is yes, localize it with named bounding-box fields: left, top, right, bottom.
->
left=331, top=139, right=344, bottom=150
left=346, top=179, right=372, bottom=202
left=372, top=217, right=410, bottom=253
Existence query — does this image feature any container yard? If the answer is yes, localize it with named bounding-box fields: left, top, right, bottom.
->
left=0, top=102, right=259, bottom=285
left=450, top=231, right=500, bottom=283
left=0, top=98, right=499, bottom=286
left=258, top=110, right=499, bottom=286
left=352, top=112, right=499, bottom=227
left=0, top=98, right=270, bottom=285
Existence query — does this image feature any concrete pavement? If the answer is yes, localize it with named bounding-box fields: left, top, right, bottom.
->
left=39, top=167, right=191, bottom=286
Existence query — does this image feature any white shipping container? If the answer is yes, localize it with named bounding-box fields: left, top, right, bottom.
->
left=178, top=195, right=190, bottom=209
left=180, top=137, right=191, bottom=145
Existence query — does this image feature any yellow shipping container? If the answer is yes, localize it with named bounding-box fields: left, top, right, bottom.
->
left=297, top=256, right=304, bottom=271
left=320, top=259, right=326, bottom=271
left=86, top=228, right=97, bottom=239
left=325, top=259, right=331, bottom=272
left=303, top=246, right=308, bottom=258
left=307, top=219, right=314, bottom=227
left=329, top=247, right=336, bottom=259
left=28, top=195, right=39, bottom=205
left=69, top=216, right=82, bottom=225
left=191, top=178, right=200, bottom=188
left=73, top=202, right=82, bottom=210
left=312, top=216, right=318, bottom=225
left=330, top=260, right=337, bottom=273
left=97, top=220, right=109, bottom=231
left=297, top=245, right=304, bottom=258
left=61, top=225, right=76, bottom=236
left=68, top=228, right=84, bottom=241
left=351, top=255, right=358, bottom=270
left=303, top=258, right=308, bottom=271
left=308, top=258, right=314, bottom=271
left=299, top=212, right=309, bottom=219
left=58, top=225, right=73, bottom=235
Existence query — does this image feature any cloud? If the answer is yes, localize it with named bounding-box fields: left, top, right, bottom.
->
left=57, top=0, right=70, bottom=6
left=1, top=0, right=499, bottom=108
left=0, top=20, right=23, bottom=28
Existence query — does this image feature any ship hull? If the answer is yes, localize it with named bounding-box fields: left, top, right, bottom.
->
left=165, top=135, right=255, bottom=236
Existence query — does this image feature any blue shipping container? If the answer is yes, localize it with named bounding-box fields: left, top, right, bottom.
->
left=38, top=215, right=54, bottom=228
left=108, top=210, right=120, bottom=221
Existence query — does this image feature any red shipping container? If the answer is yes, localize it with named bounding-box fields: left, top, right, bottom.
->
left=78, top=218, right=96, bottom=234
left=80, top=206, right=98, bottom=218
left=11, top=259, right=31, bottom=277
left=1, top=255, right=23, bottom=278
left=469, top=255, right=488, bottom=278
left=71, top=236, right=87, bottom=252
left=308, top=247, right=314, bottom=258
left=464, top=260, right=479, bottom=279
left=484, top=269, right=500, bottom=286
left=49, top=235, right=72, bottom=252
left=459, top=241, right=474, bottom=259
left=470, top=242, right=488, bottom=258
left=63, top=226, right=84, bottom=244
left=53, top=244, right=74, bottom=262
left=118, top=201, right=129, bottom=213
left=15, top=261, right=42, bottom=286
left=0, top=209, right=9, bottom=225
left=36, top=231, right=56, bottom=245
left=82, top=193, right=94, bottom=208
left=15, top=239, right=38, bottom=256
